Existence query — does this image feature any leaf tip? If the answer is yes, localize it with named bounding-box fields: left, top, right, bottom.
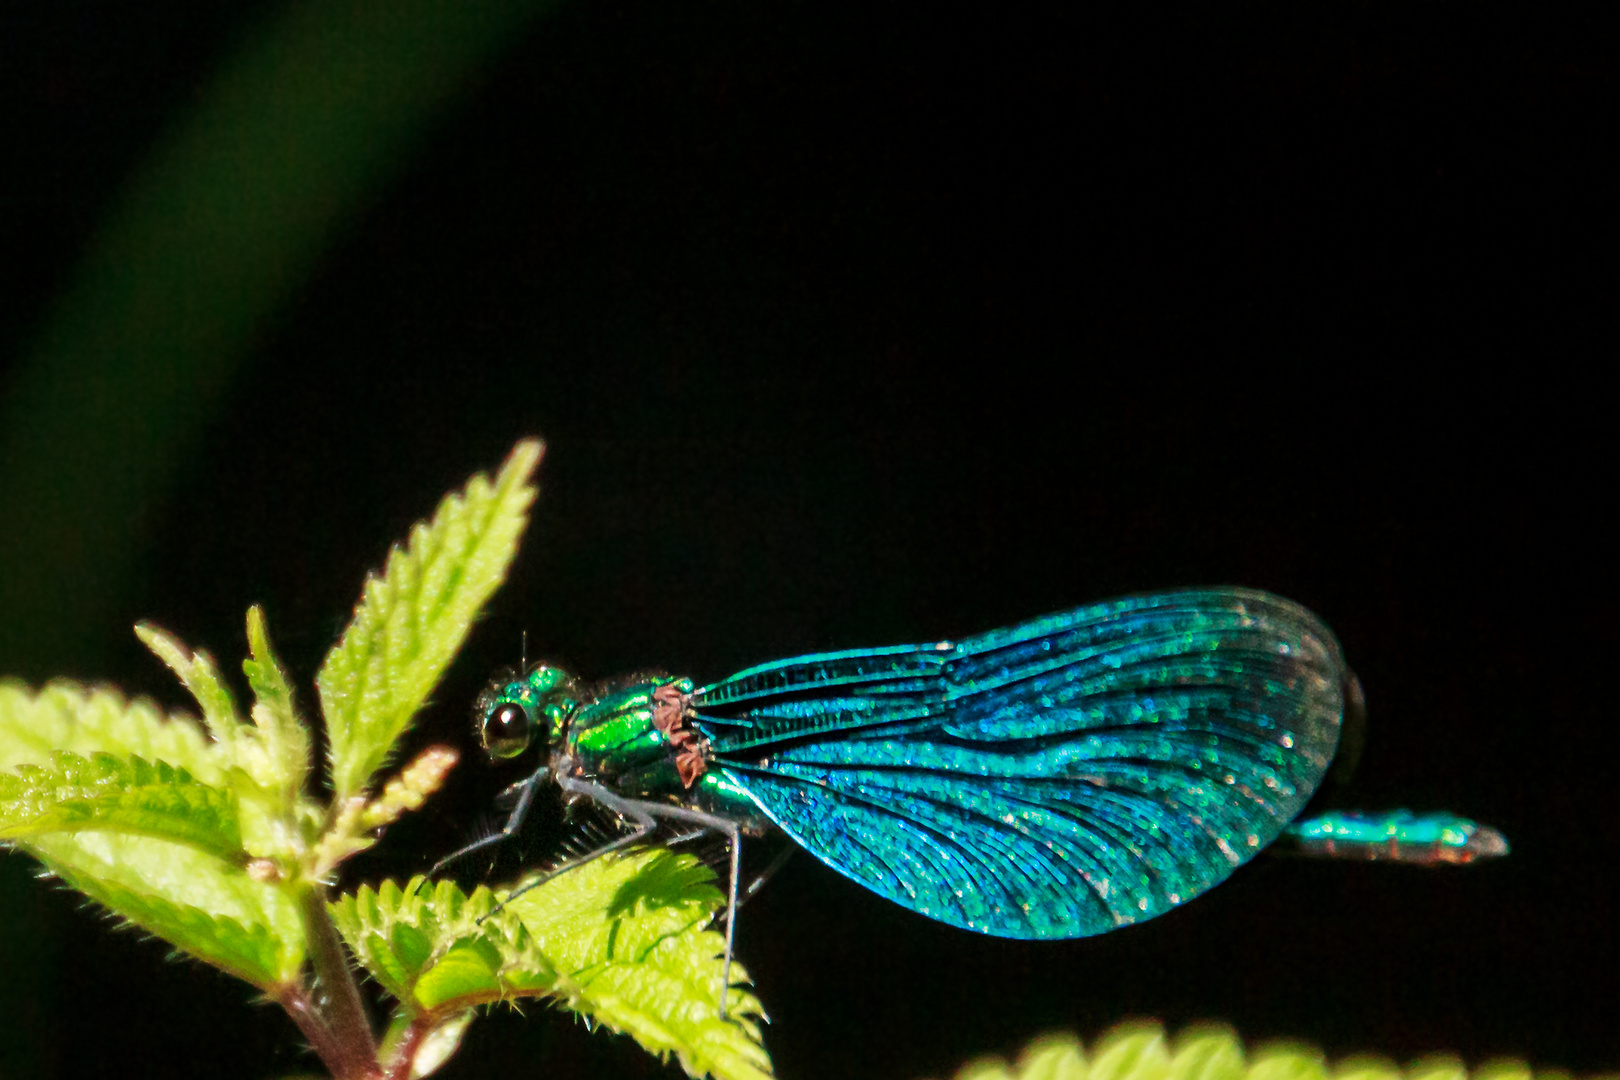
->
left=504, top=438, right=546, bottom=479
left=132, top=620, right=177, bottom=658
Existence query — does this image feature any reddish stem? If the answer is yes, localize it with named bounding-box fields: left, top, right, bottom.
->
left=298, top=882, right=379, bottom=1058
left=280, top=882, right=382, bottom=1079
left=278, top=984, right=380, bottom=1080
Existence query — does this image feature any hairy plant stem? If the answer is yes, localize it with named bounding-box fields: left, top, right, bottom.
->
left=295, top=881, right=379, bottom=1079
left=279, top=985, right=377, bottom=1080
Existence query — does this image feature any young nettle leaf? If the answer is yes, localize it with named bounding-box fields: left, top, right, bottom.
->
left=134, top=614, right=317, bottom=823
left=0, top=751, right=243, bottom=863
left=319, top=439, right=542, bottom=802
left=0, top=681, right=298, bottom=987
left=333, top=851, right=772, bottom=1080
left=331, top=877, right=555, bottom=1012
left=27, top=831, right=303, bottom=987
left=511, top=844, right=726, bottom=973
left=241, top=605, right=313, bottom=802
left=135, top=623, right=246, bottom=753
left=127, top=618, right=322, bottom=866
left=504, top=849, right=772, bottom=1080
left=0, top=681, right=228, bottom=786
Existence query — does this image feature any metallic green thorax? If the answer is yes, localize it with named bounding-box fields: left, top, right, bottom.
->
left=490, top=666, right=770, bottom=831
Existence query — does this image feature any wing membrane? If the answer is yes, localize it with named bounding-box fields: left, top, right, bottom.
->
left=694, top=588, right=1347, bottom=938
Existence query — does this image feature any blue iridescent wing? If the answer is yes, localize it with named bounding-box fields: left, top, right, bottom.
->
left=690, top=587, right=1346, bottom=939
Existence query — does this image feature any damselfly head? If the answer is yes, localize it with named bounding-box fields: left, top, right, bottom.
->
left=474, top=663, right=579, bottom=760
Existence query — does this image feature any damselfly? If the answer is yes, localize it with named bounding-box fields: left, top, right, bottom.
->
left=431, top=587, right=1506, bottom=1014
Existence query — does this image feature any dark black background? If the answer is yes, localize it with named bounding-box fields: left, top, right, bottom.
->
left=1, top=2, right=1611, bottom=1078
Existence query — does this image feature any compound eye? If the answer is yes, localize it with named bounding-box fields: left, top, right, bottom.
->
left=481, top=702, right=533, bottom=759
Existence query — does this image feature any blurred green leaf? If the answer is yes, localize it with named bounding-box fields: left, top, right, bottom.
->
left=959, top=1033, right=1085, bottom=1080
left=1015, top=1036, right=1088, bottom=1080
left=1088, top=1023, right=1178, bottom=1080
left=941, top=1027, right=1539, bottom=1080
left=1405, top=1059, right=1471, bottom=1080
left=1166, top=1026, right=1248, bottom=1080
left=1247, top=1043, right=1327, bottom=1080
left=1332, top=1059, right=1407, bottom=1080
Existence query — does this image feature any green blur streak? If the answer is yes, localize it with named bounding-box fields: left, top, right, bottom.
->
left=0, top=1, right=560, bottom=1073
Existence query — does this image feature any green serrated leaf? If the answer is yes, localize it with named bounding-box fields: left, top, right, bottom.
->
left=241, top=605, right=312, bottom=798
left=571, top=953, right=773, bottom=1080
left=390, top=920, right=436, bottom=973
left=506, top=846, right=724, bottom=974
left=330, top=876, right=552, bottom=1010
left=330, top=887, right=404, bottom=999
left=337, top=851, right=772, bottom=1080
left=26, top=831, right=302, bottom=986
left=0, top=750, right=244, bottom=862
left=361, top=928, right=413, bottom=998
left=0, top=681, right=227, bottom=786
left=319, top=439, right=543, bottom=800
left=134, top=623, right=243, bottom=749
left=505, top=849, right=772, bottom=1080
left=413, top=938, right=506, bottom=1010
